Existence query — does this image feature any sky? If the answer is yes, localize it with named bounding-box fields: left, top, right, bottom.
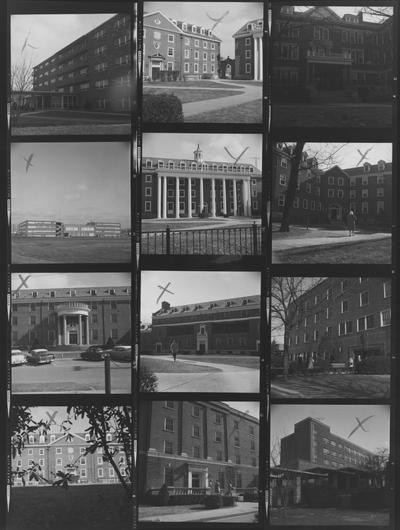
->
left=11, top=272, right=130, bottom=291
left=145, top=2, right=263, bottom=58
left=295, top=6, right=392, bottom=22
left=271, top=404, right=390, bottom=458
left=302, top=143, right=392, bottom=171
left=11, top=142, right=130, bottom=227
left=141, top=270, right=261, bottom=323
left=143, top=133, right=263, bottom=169
left=224, top=401, right=259, bottom=420
left=11, top=14, right=116, bottom=67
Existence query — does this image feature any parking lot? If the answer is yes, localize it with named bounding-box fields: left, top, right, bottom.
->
left=12, top=357, right=131, bottom=393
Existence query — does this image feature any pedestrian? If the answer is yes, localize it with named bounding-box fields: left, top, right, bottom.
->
left=348, top=355, right=354, bottom=373
left=307, top=354, right=314, bottom=375
left=169, top=338, right=177, bottom=362
left=347, top=209, right=357, bottom=236
left=214, top=480, right=221, bottom=494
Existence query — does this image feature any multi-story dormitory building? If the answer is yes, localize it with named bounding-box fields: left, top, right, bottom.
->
left=12, top=431, right=127, bottom=486
left=142, top=145, right=262, bottom=219
left=273, top=143, right=392, bottom=228
left=15, top=220, right=122, bottom=238
left=272, top=5, right=393, bottom=100
left=138, top=401, right=259, bottom=496
left=280, top=417, right=375, bottom=471
left=285, top=277, right=391, bottom=364
left=141, top=294, right=260, bottom=355
left=11, top=286, right=131, bottom=349
left=30, top=14, right=132, bottom=112
left=233, top=18, right=264, bottom=80
left=143, top=11, right=221, bottom=81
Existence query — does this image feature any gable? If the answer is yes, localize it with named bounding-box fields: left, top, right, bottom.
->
left=303, top=6, right=342, bottom=22
left=144, top=11, right=182, bottom=34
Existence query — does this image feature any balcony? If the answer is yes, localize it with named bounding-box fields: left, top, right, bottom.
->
left=55, top=302, right=90, bottom=316
left=306, top=50, right=353, bottom=65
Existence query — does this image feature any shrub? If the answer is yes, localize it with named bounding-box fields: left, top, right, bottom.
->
left=222, top=496, right=238, bottom=506
left=357, top=355, right=390, bottom=374
left=201, top=73, right=212, bottom=79
left=243, top=492, right=258, bottom=502
left=158, top=484, right=169, bottom=506
left=139, top=365, right=158, bottom=392
left=313, top=359, right=331, bottom=373
left=168, top=494, right=205, bottom=506
left=143, top=93, right=184, bottom=122
left=204, top=495, right=223, bottom=509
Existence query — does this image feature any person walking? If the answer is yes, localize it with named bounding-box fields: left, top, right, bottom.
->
left=169, top=338, right=177, bottom=362
left=347, top=209, right=357, bottom=236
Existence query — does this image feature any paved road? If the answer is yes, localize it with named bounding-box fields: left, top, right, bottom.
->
left=140, top=502, right=257, bottom=522
left=148, top=356, right=259, bottom=393
left=12, top=358, right=131, bottom=393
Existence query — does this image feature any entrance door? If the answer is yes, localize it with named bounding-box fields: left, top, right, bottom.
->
left=192, top=473, right=201, bottom=488
left=330, top=208, right=338, bottom=221
left=152, top=66, right=161, bottom=81
left=199, top=343, right=206, bottom=353
left=69, top=332, right=78, bottom=345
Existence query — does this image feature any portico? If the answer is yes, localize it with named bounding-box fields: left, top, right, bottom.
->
left=56, top=302, right=90, bottom=346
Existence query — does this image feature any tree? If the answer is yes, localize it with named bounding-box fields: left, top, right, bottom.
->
left=362, top=447, right=389, bottom=488
left=139, top=365, right=158, bottom=391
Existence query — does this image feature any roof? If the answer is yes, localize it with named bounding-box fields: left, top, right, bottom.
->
left=144, top=11, right=221, bottom=42
left=12, top=286, right=131, bottom=300
left=232, top=18, right=264, bottom=38
left=153, top=294, right=260, bottom=318
left=143, top=155, right=260, bottom=174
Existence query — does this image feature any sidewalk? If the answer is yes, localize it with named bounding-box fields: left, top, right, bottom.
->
left=140, top=502, right=257, bottom=522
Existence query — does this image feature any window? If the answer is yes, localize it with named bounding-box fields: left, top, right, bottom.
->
left=383, top=280, right=391, bottom=298
left=216, top=450, right=223, bottom=461
left=168, top=34, right=174, bottom=43
left=341, top=300, right=348, bottom=313
left=164, top=440, right=173, bottom=454
left=215, top=431, right=222, bottom=442
left=339, top=321, right=353, bottom=336
left=215, top=413, right=222, bottom=424
left=98, top=468, right=104, bottom=478
left=360, top=291, right=369, bottom=307
left=193, top=446, right=200, bottom=458
left=192, top=405, right=200, bottom=417
left=165, top=401, right=174, bottom=409
left=167, top=47, right=174, bottom=57
left=56, top=458, right=62, bottom=466
left=357, top=314, right=374, bottom=331
left=164, top=417, right=174, bottom=432
left=192, top=424, right=200, bottom=437
left=380, top=308, right=391, bottom=327
left=56, top=447, right=62, bottom=455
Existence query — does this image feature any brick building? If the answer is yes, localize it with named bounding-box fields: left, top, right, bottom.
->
left=30, top=14, right=132, bottom=112
left=280, top=417, right=375, bottom=471
left=141, top=294, right=260, bottom=355
left=12, top=430, right=127, bottom=486
left=272, top=5, right=393, bottom=102
left=11, top=285, right=131, bottom=349
left=142, top=145, right=262, bottom=219
left=285, top=277, right=391, bottom=363
left=143, top=11, right=221, bottom=80
left=233, top=18, right=264, bottom=80
left=273, top=143, right=392, bottom=228
left=138, top=401, right=259, bottom=496
left=16, top=220, right=122, bottom=238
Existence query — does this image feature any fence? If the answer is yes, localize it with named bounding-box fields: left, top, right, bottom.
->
left=141, top=223, right=262, bottom=255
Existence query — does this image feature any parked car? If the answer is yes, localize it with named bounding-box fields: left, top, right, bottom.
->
left=108, top=345, right=131, bottom=362
left=81, top=345, right=107, bottom=362
left=11, top=349, right=27, bottom=366
left=27, top=349, right=55, bottom=365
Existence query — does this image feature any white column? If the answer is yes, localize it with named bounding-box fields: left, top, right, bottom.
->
left=187, top=178, right=192, bottom=218
left=200, top=177, right=204, bottom=212
left=157, top=176, right=162, bottom=219
left=242, top=179, right=248, bottom=216
left=175, top=177, right=180, bottom=218
left=58, top=317, right=62, bottom=345
left=254, top=37, right=259, bottom=81
left=78, top=315, right=83, bottom=346
left=258, top=37, right=263, bottom=81
left=85, top=316, right=90, bottom=345
left=211, top=178, right=216, bottom=217
left=247, top=179, right=252, bottom=215
left=222, top=179, right=227, bottom=215
left=63, top=316, right=68, bottom=346
left=233, top=180, right=238, bottom=216
left=163, top=176, right=167, bottom=219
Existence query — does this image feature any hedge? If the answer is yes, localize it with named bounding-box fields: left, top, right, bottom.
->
left=143, top=93, right=184, bottom=122
left=357, top=355, right=390, bottom=374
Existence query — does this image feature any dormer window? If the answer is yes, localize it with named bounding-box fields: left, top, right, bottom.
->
left=192, top=25, right=197, bottom=33
left=182, top=23, right=187, bottom=31
left=378, top=160, right=385, bottom=171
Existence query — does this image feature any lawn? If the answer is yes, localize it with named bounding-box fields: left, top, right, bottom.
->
left=193, top=355, right=260, bottom=369
left=272, top=104, right=392, bottom=128
left=144, top=80, right=247, bottom=89
left=270, top=506, right=389, bottom=526
left=144, top=87, right=243, bottom=104
left=140, top=356, right=220, bottom=373
left=186, top=99, right=262, bottom=123
left=12, top=237, right=131, bottom=264
left=271, top=374, right=390, bottom=399
left=8, top=484, right=131, bottom=530
left=273, top=238, right=391, bottom=264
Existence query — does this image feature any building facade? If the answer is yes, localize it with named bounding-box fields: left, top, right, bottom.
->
left=15, top=220, right=122, bottom=238
left=273, top=143, right=392, bottom=228
left=143, top=12, right=221, bottom=81
left=285, top=277, right=391, bottom=363
left=272, top=6, right=393, bottom=101
left=11, top=285, right=131, bottom=349
left=142, top=145, right=262, bottom=219
left=281, top=417, right=375, bottom=471
left=30, top=14, right=132, bottom=112
left=141, top=294, right=260, bottom=355
left=12, top=431, right=127, bottom=486
left=138, top=401, right=259, bottom=496
left=233, top=18, right=264, bottom=80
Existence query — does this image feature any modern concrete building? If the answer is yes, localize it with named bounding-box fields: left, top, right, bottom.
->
left=16, top=220, right=122, bottom=238
left=12, top=430, right=128, bottom=486
left=273, top=143, right=392, bottom=228
left=142, top=145, right=262, bottom=219
left=141, top=294, right=260, bottom=355
left=285, top=277, right=391, bottom=364
left=233, top=18, right=264, bottom=80
left=28, top=14, right=132, bottom=112
left=138, top=401, right=259, bottom=496
left=143, top=11, right=221, bottom=80
left=11, top=285, right=131, bottom=348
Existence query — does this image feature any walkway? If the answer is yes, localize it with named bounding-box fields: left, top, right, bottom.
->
left=140, top=502, right=257, bottom=522
left=149, top=355, right=259, bottom=393
left=143, top=216, right=261, bottom=231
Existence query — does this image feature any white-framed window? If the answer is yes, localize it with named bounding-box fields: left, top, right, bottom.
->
left=164, top=440, right=173, bottom=454
left=168, top=34, right=174, bottom=43
left=383, top=280, right=391, bottom=298
left=341, top=300, right=348, bottom=313
left=194, top=39, right=199, bottom=47
left=357, top=314, right=374, bottom=331
left=56, top=447, right=62, bottom=455
left=98, top=468, right=104, bottom=478
left=245, top=50, right=251, bottom=59
left=380, top=308, right=391, bottom=327
left=167, top=47, right=174, bottom=57
left=303, top=199, right=308, bottom=209
left=164, top=417, right=174, bottom=432
left=202, top=63, right=207, bottom=73
left=245, top=37, right=251, bottom=46
left=194, top=63, right=199, bottom=73
left=245, top=63, right=251, bottom=74
left=56, top=458, right=62, bottom=466
left=359, top=291, right=369, bottom=307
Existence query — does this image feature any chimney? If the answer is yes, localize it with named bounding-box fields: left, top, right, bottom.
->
left=161, top=301, right=170, bottom=310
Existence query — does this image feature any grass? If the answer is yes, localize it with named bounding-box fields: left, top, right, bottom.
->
left=192, top=355, right=260, bottom=369
left=186, top=99, right=262, bottom=123
left=274, top=238, right=391, bottom=264
left=272, top=103, right=392, bottom=128
left=271, top=374, right=390, bottom=399
left=144, top=87, right=243, bottom=104
left=140, top=357, right=220, bottom=373
left=8, top=484, right=131, bottom=530
left=270, top=506, right=389, bottom=526
left=12, top=237, right=131, bottom=264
